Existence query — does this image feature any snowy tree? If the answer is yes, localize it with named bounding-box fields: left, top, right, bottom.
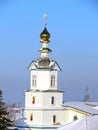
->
left=0, top=89, right=13, bottom=130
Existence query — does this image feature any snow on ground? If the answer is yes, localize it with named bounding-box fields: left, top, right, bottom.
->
left=57, top=115, right=98, bottom=130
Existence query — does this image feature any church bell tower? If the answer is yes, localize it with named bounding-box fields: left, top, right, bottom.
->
left=28, top=14, right=61, bottom=91
left=23, top=14, right=65, bottom=129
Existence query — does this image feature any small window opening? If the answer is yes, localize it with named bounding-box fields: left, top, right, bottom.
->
left=30, top=114, right=33, bottom=121
left=32, top=75, right=36, bottom=87
left=53, top=115, right=56, bottom=124
left=32, top=96, right=35, bottom=104
left=73, top=115, right=78, bottom=121
left=51, top=96, right=55, bottom=105
left=51, top=76, right=55, bottom=87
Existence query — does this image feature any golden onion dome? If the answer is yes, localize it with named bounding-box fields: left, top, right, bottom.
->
left=40, top=27, right=50, bottom=42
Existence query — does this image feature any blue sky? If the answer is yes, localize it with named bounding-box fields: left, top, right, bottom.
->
left=0, top=0, right=98, bottom=103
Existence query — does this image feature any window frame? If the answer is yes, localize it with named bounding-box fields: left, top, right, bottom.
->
left=51, top=96, right=55, bottom=105
left=51, top=75, right=55, bottom=87
left=32, top=75, right=37, bottom=87
left=32, top=96, right=35, bottom=104
left=73, top=115, right=78, bottom=121
left=30, top=113, right=33, bottom=121
left=53, top=115, right=56, bottom=124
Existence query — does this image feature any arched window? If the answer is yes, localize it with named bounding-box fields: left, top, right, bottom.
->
left=51, top=96, right=55, bottom=105
left=51, top=75, right=55, bottom=87
left=53, top=115, right=56, bottom=124
left=73, top=115, right=78, bottom=121
left=32, top=75, right=36, bottom=87
left=30, top=113, right=33, bottom=121
left=32, top=96, right=35, bottom=104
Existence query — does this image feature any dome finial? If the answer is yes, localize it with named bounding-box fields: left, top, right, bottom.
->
left=40, top=13, right=50, bottom=43
left=43, top=13, right=48, bottom=27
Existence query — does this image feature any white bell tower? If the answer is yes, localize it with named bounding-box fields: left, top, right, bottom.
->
left=23, top=14, right=65, bottom=129
left=28, top=14, right=61, bottom=91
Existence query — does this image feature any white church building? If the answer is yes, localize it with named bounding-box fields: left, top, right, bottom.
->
left=18, top=14, right=65, bottom=130
left=17, top=15, right=98, bottom=130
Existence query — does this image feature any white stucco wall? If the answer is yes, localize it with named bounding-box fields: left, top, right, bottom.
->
left=25, top=91, right=63, bottom=107
left=67, top=109, right=88, bottom=123
left=24, top=90, right=66, bottom=126
left=30, top=70, right=58, bottom=90
left=24, top=108, right=66, bottom=125
left=24, top=109, right=43, bottom=125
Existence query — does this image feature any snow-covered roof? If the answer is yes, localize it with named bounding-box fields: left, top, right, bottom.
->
left=57, top=115, right=98, bottom=130
left=28, top=58, right=61, bottom=71
left=63, top=102, right=98, bottom=115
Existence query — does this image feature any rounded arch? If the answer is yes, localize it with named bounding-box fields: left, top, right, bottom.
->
left=73, top=115, right=78, bottom=121
left=51, top=96, right=55, bottom=105
left=51, top=75, right=55, bottom=87
left=30, top=113, right=33, bottom=121
left=53, top=115, right=56, bottom=124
